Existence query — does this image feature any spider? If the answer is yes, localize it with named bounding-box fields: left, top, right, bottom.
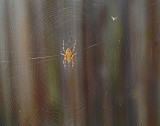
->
left=61, top=40, right=76, bottom=68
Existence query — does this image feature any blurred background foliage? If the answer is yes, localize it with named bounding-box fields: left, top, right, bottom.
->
left=0, top=0, right=160, bottom=126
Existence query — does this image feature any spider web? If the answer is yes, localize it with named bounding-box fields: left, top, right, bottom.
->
left=0, top=0, right=160, bottom=126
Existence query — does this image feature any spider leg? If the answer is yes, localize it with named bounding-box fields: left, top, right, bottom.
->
left=71, top=55, right=74, bottom=67
left=72, top=40, right=76, bottom=54
left=60, top=53, right=65, bottom=56
left=63, top=40, right=66, bottom=53
left=63, top=56, right=67, bottom=68
left=72, top=53, right=77, bottom=56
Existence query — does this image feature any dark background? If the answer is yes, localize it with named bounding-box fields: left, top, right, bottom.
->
left=0, top=0, right=160, bottom=126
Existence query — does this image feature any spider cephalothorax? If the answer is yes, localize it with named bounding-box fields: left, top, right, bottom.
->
left=61, top=40, right=76, bottom=68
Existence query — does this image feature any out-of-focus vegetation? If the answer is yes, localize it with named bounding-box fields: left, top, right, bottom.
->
left=0, top=0, right=160, bottom=126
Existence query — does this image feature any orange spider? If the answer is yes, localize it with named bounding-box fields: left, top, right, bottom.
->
left=61, top=40, right=76, bottom=68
